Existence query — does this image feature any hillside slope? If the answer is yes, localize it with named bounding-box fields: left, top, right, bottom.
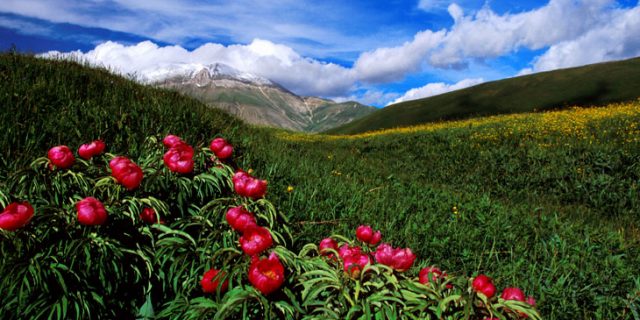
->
left=328, top=56, right=640, bottom=134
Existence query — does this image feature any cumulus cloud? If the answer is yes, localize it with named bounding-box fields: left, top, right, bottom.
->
left=42, top=40, right=356, bottom=97
left=526, top=5, right=640, bottom=72
left=389, top=78, right=484, bottom=105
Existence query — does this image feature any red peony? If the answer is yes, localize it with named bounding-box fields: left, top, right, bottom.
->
left=355, top=225, right=381, bottom=245
left=239, top=226, right=273, bottom=256
left=501, top=287, right=526, bottom=302
left=472, top=274, right=497, bottom=299
left=419, top=266, right=446, bottom=284
left=374, top=243, right=416, bottom=271
left=163, top=134, right=184, bottom=148
left=48, top=145, right=75, bottom=169
left=210, top=137, right=233, bottom=160
left=233, top=171, right=267, bottom=199
left=319, top=237, right=338, bottom=256
left=343, top=252, right=371, bottom=277
left=163, top=143, right=194, bottom=174
left=78, top=140, right=105, bottom=159
left=225, top=206, right=257, bottom=233
left=200, top=269, right=229, bottom=293
left=109, top=156, right=144, bottom=190
left=0, top=202, right=34, bottom=231
left=248, top=252, right=285, bottom=295
left=140, top=207, right=159, bottom=224
left=76, top=197, right=107, bottom=226
left=338, top=244, right=362, bottom=259
left=526, top=295, right=536, bottom=307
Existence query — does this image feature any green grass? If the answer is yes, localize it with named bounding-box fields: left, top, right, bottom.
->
left=2, top=52, right=640, bottom=319
left=328, top=56, right=640, bottom=134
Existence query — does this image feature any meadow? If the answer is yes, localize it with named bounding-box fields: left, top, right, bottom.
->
left=1, top=53, right=639, bottom=319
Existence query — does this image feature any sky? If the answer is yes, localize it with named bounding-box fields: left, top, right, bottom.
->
left=1, top=0, right=639, bottom=107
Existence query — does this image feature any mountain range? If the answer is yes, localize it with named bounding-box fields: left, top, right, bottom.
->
left=149, top=63, right=376, bottom=132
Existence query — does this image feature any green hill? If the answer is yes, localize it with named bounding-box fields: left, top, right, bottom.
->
left=1, top=52, right=639, bottom=319
left=328, top=56, right=640, bottom=134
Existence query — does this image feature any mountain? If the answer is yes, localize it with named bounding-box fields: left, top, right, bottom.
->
left=328, top=56, right=640, bottom=134
left=150, top=63, right=376, bottom=132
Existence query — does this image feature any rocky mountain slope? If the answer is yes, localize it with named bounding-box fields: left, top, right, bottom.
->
left=151, top=63, right=376, bottom=132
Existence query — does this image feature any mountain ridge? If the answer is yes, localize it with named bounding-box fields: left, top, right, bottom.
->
left=150, top=63, right=376, bottom=132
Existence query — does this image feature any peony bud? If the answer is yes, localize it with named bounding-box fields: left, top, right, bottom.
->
left=78, top=140, right=105, bottom=159
left=225, top=206, right=257, bottom=233
left=163, top=143, right=194, bottom=174
left=319, top=237, right=338, bottom=256
left=210, top=138, right=233, bottom=160
left=343, top=252, right=371, bottom=278
left=109, top=156, right=143, bottom=190
left=163, top=134, right=184, bottom=148
left=140, top=207, right=159, bottom=224
left=501, top=287, right=526, bottom=302
left=248, top=252, right=285, bottom=295
left=472, top=274, right=497, bottom=299
left=48, top=145, right=75, bottom=169
left=0, top=202, right=34, bottom=231
left=526, top=295, right=536, bottom=307
left=200, top=269, right=229, bottom=293
left=356, top=225, right=373, bottom=243
left=239, top=226, right=273, bottom=256
left=76, top=197, right=107, bottom=226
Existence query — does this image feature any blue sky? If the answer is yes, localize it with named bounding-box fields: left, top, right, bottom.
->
left=1, top=0, right=639, bottom=106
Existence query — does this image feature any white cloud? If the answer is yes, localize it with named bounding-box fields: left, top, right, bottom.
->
left=417, top=0, right=451, bottom=11
left=526, top=5, right=640, bottom=72
left=389, top=78, right=484, bottom=105
left=41, top=40, right=356, bottom=97
left=333, top=90, right=400, bottom=107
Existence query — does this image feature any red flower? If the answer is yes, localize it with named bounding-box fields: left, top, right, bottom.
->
left=374, top=243, right=416, bottom=271
left=140, top=207, right=159, bottom=224
left=233, top=171, right=267, bottom=199
left=109, top=156, right=144, bottom=190
left=343, top=252, right=371, bottom=277
left=472, top=274, right=497, bottom=299
left=248, top=252, right=285, bottom=295
left=239, top=226, right=273, bottom=256
left=338, top=244, right=362, bottom=259
left=419, top=266, right=446, bottom=284
left=355, top=225, right=381, bottom=245
left=526, top=295, right=536, bottom=307
left=225, top=206, right=257, bottom=233
left=319, top=237, right=338, bottom=256
left=78, top=140, right=105, bottom=159
left=163, top=134, right=184, bottom=148
left=501, top=287, right=525, bottom=302
left=163, top=143, right=194, bottom=174
left=76, top=197, right=107, bottom=226
left=0, top=202, right=34, bottom=231
left=48, top=145, right=75, bottom=169
left=210, top=137, right=233, bottom=160
left=200, top=269, right=229, bottom=293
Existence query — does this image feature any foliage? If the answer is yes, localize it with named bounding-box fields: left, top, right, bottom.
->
left=1, top=52, right=639, bottom=318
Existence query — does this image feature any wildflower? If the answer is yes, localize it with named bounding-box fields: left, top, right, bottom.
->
left=248, top=252, right=285, bottom=295
left=472, top=274, right=497, bottom=299
left=78, top=140, right=105, bottom=159
left=239, top=226, right=273, bottom=256
left=48, top=145, right=75, bottom=169
left=76, top=197, right=107, bottom=226
left=0, top=202, right=34, bottom=231
left=109, top=156, right=144, bottom=190
left=209, top=137, right=233, bottom=160
left=356, top=225, right=382, bottom=245
left=225, top=206, right=257, bottom=233
left=200, top=269, right=229, bottom=293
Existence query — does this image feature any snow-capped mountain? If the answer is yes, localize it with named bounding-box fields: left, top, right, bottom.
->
left=150, top=63, right=376, bottom=132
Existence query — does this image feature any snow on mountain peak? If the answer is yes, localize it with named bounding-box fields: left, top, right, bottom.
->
left=140, top=62, right=274, bottom=86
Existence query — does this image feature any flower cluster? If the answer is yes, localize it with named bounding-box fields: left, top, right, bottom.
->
left=472, top=274, right=537, bottom=314
left=320, top=225, right=417, bottom=277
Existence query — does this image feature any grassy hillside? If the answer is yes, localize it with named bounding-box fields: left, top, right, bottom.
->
left=1, top=53, right=639, bottom=319
left=328, top=56, right=640, bottom=134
